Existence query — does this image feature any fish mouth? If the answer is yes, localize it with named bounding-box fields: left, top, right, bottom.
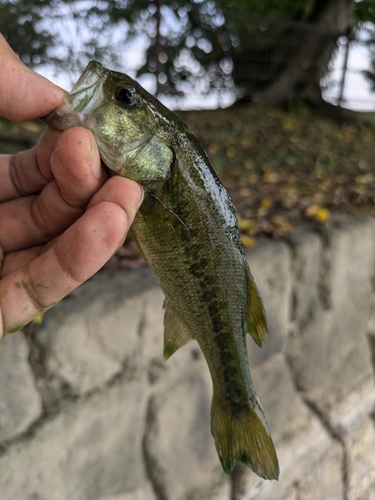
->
left=44, top=61, right=107, bottom=130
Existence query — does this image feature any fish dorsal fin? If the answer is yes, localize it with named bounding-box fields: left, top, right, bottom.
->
left=163, top=299, right=194, bottom=359
left=139, top=193, right=191, bottom=249
left=244, top=265, right=268, bottom=347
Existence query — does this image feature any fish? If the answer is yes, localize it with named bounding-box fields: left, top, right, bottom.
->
left=44, top=61, right=279, bottom=480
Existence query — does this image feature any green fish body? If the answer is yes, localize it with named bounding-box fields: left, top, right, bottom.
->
left=45, top=61, right=279, bottom=480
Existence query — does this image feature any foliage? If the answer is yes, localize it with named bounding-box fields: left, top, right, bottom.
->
left=2, top=0, right=374, bottom=99
left=178, top=104, right=375, bottom=240
left=0, top=0, right=126, bottom=85
left=0, top=0, right=53, bottom=66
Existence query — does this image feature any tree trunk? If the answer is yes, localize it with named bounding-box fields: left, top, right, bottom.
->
left=155, top=0, right=164, bottom=96
left=233, top=0, right=355, bottom=105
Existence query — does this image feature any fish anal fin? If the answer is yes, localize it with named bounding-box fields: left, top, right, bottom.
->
left=245, top=265, right=268, bottom=347
left=211, top=393, right=279, bottom=480
left=163, top=300, right=193, bottom=360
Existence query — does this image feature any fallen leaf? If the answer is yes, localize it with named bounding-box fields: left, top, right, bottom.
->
left=33, top=313, right=44, bottom=326
left=263, top=171, right=279, bottom=183
left=313, top=208, right=330, bottom=223
left=260, top=198, right=273, bottom=209
left=241, top=235, right=256, bottom=247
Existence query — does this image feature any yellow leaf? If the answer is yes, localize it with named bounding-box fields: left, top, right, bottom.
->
left=314, top=208, right=330, bottom=223
left=237, top=216, right=255, bottom=232
left=241, top=235, right=256, bottom=247
left=260, top=198, right=273, bottom=209
left=263, top=171, right=279, bottom=183
left=23, top=121, right=41, bottom=133
left=33, top=313, right=44, bottom=326
left=306, top=205, right=330, bottom=223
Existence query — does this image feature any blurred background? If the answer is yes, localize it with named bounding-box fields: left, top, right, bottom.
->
left=1, top=0, right=375, bottom=111
left=1, top=0, right=375, bottom=248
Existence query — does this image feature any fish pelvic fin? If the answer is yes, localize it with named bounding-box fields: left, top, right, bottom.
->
left=211, top=393, right=279, bottom=480
left=245, top=265, right=268, bottom=347
left=163, top=299, right=193, bottom=359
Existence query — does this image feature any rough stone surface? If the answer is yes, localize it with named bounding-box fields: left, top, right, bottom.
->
left=98, top=483, right=156, bottom=500
left=0, top=376, right=148, bottom=500
left=287, top=231, right=323, bottom=327
left=144, top=365, right=224, bottom=500
left=37, top=312, right=122, bottom=396
left=286, top=219, right=375, bottom=413
left=36, top=268, right=158, bottom=396
left=329, top=379, right=375, bottom=500
left=0, top=219, right=374, bottom=500
left=251, top=353, right=312, bottom=444
left=0, top=331, right=42, bottom=442
left=246, top=240, right=292, bottom=366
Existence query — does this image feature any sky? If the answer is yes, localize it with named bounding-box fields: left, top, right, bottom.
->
left=322, top=36, right=375, bottom=111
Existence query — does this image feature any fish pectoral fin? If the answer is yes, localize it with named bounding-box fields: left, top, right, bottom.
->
left=140, top=193, right=191, bottom=249
left=244, top=265, right=268, bottom=347
left=211, top=392, right=279, bottom=479
left=163, top=299, right=194, bottom=359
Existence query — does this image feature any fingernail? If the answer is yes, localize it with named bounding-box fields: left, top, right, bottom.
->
left=136, top=184, right=144, bottom=209
left=86, top=131, right=102, bottom=179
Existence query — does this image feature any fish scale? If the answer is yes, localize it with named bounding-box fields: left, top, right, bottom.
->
left=45, top=60, right=279, bottom=480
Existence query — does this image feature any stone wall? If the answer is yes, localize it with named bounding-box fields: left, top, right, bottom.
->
left=0, top=217, right=374, bottom=500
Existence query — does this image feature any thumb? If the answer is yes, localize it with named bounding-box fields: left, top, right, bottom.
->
left=0, top=35, right=65, bottom=122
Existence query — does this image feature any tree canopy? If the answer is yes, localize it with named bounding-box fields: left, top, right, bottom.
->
left=1, top=0, right=374, bottom=105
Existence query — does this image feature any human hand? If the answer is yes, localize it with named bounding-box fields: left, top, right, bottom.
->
left=0, top=35, right=143, bottom=338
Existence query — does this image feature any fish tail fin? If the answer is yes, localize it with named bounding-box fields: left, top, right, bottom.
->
left=211, top=393, right=279, bottom=480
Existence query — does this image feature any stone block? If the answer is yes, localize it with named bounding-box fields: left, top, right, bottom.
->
left=37, top=311, right=122, bottom=395
left=329, top=379, right=375, bottom=500
left=143, top=365, right=225, bottom=500
left=285, top=220, right=375, bottom=413
left=97, top=483, right=156, bottom=500
left=232, top=418, right=343, bottom=500
left=287, top=231, right=323, bottom=327
left=0, top=331, right=42, bottom=442
left=0, top=376, right=149, bottom=500
left=245, top=241, right=292, bottom=366
left=185, top=477, right=231, bottom=500
left=36, top=267, right=159, bottom=395
left=251, top=353, right=312, bottom=445
left=329, top=219, right=375, bottom=311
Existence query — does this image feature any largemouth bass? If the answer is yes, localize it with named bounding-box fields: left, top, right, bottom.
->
left=45, top=61, right=279, bottom=480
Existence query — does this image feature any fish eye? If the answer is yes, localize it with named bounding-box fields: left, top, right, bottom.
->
left=115, top=86, right=138, bottom=108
